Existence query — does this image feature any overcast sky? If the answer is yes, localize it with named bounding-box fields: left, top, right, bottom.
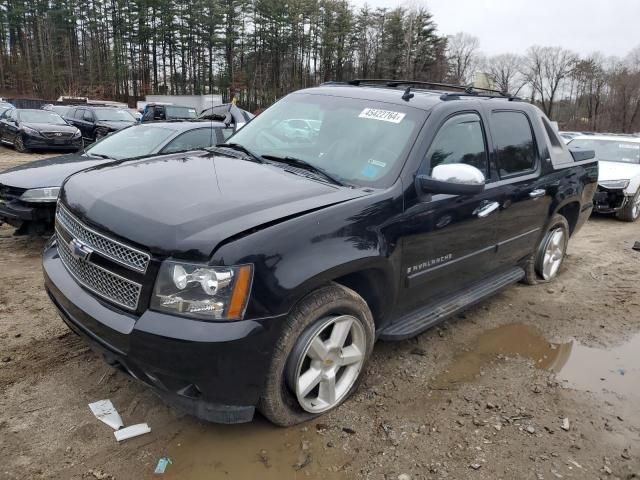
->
left=352, top=0, right=640, bottom=58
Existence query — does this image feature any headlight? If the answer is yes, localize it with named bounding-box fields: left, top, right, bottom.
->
left=599, top=179, right=630, bottom=189
left=23, top=126, right=42, bottom=136
left=20, top=187, right=60, bottom=203
left=73, top=129, right=81, bottom=137
left=151, top=261, right=253, bottom=320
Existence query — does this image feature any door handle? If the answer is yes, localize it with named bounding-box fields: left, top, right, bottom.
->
left=529, top=189, right=546, bottom=199
left=475, top=201, right=500, bottom=218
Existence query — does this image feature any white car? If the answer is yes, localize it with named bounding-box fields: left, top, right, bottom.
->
left=568, top=135, right=640, bottom=222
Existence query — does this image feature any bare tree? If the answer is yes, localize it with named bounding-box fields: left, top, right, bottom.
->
left=484, top=53, right=524, bottom=94
left=523, top=46, right=577, bottom=118
left=446, top=32, right=480, bottom=84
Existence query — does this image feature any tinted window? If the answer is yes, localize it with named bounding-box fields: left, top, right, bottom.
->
left=492, top=111, right=537, bottom=176
left=423, top=113, right=488, bottom=175
left=74, top=108, right=85, bottom=119
left=83, top=110, right=94, bottom=122
left=162, top=128, right=216, bottom=153
left=87, top=124, right=176, bottom=160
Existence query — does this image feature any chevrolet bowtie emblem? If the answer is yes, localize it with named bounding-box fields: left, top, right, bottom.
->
left=69, top=238, right=93, bottom=261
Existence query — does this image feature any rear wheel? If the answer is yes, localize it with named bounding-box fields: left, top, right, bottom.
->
left=617, top=190, right=640, bottom=222
left=14, top=135, right=28, bottom=153
left=259, top=283, right=375, bottom=426
left=524, top=214, right=570, bottom=285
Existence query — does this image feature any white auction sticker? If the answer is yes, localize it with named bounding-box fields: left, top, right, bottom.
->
left=359, top=108, right=406, bottom=123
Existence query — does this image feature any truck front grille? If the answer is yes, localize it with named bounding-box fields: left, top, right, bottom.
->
left=56, top=231, right=142, bottom=310
left=55, top=204, right=148, bottom=311
left=56, top=204, right=150, bottom=272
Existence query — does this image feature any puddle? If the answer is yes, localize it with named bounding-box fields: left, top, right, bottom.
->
left=435, top=323, right=640, bottom=398
left=153, top=418, right=345, bottom=480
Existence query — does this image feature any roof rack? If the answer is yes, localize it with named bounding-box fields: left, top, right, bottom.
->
left=326, top=79, right=520, bottom=101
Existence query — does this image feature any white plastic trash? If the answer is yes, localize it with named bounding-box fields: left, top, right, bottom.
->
left=114, top=423, right=151, bottom=442
left=88, top=400, right=124, bottom=430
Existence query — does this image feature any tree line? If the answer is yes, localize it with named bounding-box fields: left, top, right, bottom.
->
left=0, top=0, right=639, bottom=132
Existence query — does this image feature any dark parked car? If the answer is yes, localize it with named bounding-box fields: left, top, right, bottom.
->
left=0, top=108, right=82, bottom=152
left=141, top=103, right=197, bottom=122
left=198, top=103, right=254, bottom=129
left=64, top=106, right=136, bottom=143
left=0, top=102, right=13, bottom=116
left=43, top=81, right=598, bottom=426
left=0, top=121, right=232, bottom=234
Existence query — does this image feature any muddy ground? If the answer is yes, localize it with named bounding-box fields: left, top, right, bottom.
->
left=0, top=145, right=639, bottom=480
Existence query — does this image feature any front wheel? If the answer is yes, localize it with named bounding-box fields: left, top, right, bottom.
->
left=617, top=190, right=640, bottom=222
left=14, top=134, right=28, bottom=153
left=259, top=283, right=375, bottom=426
left=524, top=214, right=570, bottom=285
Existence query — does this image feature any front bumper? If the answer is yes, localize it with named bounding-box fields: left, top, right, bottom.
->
left=0, top=197, right=55, bottom=231
left=24, top=134, right=82, bottom=150
left=43, top=242, right=287, bottom=423
left=593, top=187, right=627, bottom=214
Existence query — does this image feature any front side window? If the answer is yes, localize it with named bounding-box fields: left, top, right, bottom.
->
left=492, top=111, right=537, bottom=176
left=162, top=128, right=216, bottom=154
left=229, top=93, right=426, bottom=187
left=568, top=138, right=640, bottom=164
left=423, top=113, right=488, bottom=176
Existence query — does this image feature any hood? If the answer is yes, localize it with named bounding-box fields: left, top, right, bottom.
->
left=598, top=160, right=640, bottom=182
left=0, top=154, right=107, bottom=190
left=23, top=122, right=78, bottom=134
left=61, top=153, right=371, bottom=259
left=96, top=120, right=136, bottom=130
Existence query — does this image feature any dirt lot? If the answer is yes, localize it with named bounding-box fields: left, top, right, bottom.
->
left=1, top=146, right=639, bottom=480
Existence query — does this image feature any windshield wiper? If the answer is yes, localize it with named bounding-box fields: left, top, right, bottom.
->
left=261, top=155, right=344, bottom=186
left=210, top=143, right=264, bottom=163
left=87, top=153, right=114, bottom=160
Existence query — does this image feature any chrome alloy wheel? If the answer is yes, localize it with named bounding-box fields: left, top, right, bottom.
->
left=288, top=315, right=366, bottom=414
left=539, top=228, right=566, bottom=280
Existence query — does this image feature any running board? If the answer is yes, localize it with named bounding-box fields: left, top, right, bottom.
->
left=380, top=267, right=525, bottom=341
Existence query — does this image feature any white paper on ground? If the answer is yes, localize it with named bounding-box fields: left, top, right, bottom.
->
left=88, top=400, right=124, bottom=430
left=114, top=423, right=151, bottom=442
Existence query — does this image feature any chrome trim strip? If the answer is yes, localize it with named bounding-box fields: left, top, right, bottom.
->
left=56, top=203, right=150, bottom=273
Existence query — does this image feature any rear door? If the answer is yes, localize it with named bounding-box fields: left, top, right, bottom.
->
left=399, top=112, right=501, bottom=314
left=488, top=110, right=551, bottom=268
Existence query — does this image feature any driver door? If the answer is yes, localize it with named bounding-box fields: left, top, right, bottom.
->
left=398, top=112, right=501, bottom=314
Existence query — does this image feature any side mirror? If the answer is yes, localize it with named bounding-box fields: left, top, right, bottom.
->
left=569, top=149, right=595, bottom=162
left=417, top=163, right=486, bottom=196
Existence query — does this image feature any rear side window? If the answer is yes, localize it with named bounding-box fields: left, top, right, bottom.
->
left=492, top=111, right=537, bottom=176
left=423, top=113, right=488, bottom=176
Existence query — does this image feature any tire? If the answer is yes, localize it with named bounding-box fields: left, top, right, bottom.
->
left=616, top=190, right=640, bottom=222
left=524, top=214, right=570, bottom=285
left=258, top=283, right=375, bottom=426
left=14, top=135, right=28, bottom=153
left=95, top=129, right=108, bottom=141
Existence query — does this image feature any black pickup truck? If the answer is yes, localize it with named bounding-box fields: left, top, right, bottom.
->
left=43, top=81, right=598, bottom=426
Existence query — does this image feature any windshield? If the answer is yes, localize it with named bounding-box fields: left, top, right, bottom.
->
left=228, top=93, right=426, bottom=187
left=86, top=124, right=176, bottom=160
left=569, top=138, right=640, bottom=164
left=19, top=110, right=67, bottom=125
left=50, top=106, right=70, bottom=117
left=166, top=106, right=197, bottom=119
left=94, top=109, right=136, bottom=122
